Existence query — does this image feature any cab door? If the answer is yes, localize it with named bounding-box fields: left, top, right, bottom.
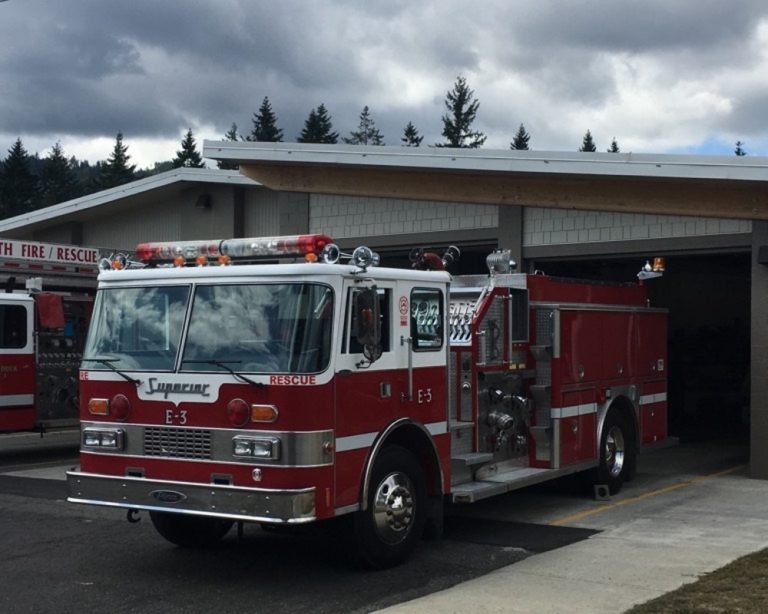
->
left=333, top=280, right=402, bottom=507
left=0, top=297, right=35, bottom=431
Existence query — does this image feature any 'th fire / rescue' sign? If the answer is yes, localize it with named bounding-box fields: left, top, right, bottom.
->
left=0, top=239, right=99, bottom=266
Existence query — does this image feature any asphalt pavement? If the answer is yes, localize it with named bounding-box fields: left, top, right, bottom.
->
left=377, top=440, right=763, bottom=614
left=1, top=435, right=761, bottom=613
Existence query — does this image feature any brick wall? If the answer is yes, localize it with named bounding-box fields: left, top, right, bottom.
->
left=310, top=194, right=498, bottom=239
left=523, top=208, right=751, bottom=247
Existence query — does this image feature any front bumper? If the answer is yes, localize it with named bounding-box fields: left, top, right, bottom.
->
left=66, top=469, right=316, bottom=524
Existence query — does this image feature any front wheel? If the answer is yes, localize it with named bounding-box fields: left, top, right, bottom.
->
left=149, top=511, right=233, bottom=548
left=598, top=411, right=635, bottom=494
left=352, top=445, right=426, bottom=568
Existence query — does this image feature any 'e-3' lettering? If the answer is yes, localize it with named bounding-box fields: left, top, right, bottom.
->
left=165, top=409, right=188, bottom=425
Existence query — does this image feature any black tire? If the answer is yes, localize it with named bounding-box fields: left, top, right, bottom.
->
left=149, top=511, right=233, bottom=548
left=598, top=411, right=636, bottom=495
left=352, top=445, right=426, bottom=568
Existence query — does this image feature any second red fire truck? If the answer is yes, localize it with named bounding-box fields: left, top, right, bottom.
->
left=0, top=239, right=97, bottom=434
left=67, top=234, right=667, bottom=567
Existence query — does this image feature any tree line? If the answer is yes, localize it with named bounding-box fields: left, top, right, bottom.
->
left=0, top=75, right=751, bottom=220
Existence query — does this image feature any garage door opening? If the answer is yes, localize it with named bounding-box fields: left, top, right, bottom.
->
left=529, top=253, right=750, bottom=443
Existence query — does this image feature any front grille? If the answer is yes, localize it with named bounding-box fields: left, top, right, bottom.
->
left=144, top=427, right=212, bottom=460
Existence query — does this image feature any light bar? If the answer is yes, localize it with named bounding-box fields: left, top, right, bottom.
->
left=135, top=234, right=334, bottom=265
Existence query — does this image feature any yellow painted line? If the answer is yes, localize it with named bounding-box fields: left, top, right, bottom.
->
left=550, top=463, right=746, bottom=527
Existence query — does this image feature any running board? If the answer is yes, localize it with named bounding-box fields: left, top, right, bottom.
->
left=450, top=460, right=596, bottom=503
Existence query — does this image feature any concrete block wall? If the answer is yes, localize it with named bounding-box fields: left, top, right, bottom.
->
left=523, top=208, right=752, bottom=247
left=310, top=194, right=498, bottom=239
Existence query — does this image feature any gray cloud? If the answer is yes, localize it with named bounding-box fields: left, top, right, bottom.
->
left=0, top=0, right=766, bottom=162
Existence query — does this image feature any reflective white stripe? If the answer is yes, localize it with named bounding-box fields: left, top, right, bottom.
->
left=640, top=392, right=667, bottom=405
left=0, top=394, right=34, bottom=407
left=335, top=432, right=377, bottom=453
left=551, top=403, right=597, bottom=419
left=426, top=421, right=448, bottom=436
left=336, top=420, right=448, bottom=452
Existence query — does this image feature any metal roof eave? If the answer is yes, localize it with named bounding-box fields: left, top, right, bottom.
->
left=202, top=141, right=768, bottom=183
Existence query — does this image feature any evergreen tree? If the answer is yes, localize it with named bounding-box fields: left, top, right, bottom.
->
left=510, top=123, right=531, bottom=150
left=735, top=140, right=747, bottom=156
left=0, top=138, right=40, bottom=218
left=579, top=130, right=597, bottom=152
left=401, top=122, right=423, bottom=147
left=172, top=129, right=205, bottom=168
left=607, top=138, right=620, bottom=153
left=99, top=132, right=136, bottom=189
left=40, top=142, right=80, bottom=206
left=69, top=157, right=99, bottom=196
left=343, top=105, right=384, bottom=145
left=217, top=123, right=241, bottom=170
left=438, top=75, right=486, bottom=148
left=298, top=104, right=338, bottom=144
left=247, top=97, right=283, bottom=142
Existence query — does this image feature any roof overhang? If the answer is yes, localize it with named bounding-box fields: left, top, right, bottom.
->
left=204, top=141, right=768, bottom=221
left=0, top=168, right=259, bottom=235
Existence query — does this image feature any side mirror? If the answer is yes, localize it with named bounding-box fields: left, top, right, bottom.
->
left=353, top=287, right=381, bottom=363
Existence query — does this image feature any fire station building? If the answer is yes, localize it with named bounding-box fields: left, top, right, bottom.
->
left=0, top=144, right=766, bottom=476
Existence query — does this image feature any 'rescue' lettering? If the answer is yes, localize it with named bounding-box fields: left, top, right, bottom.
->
left=146, top=378, right=211, bottom=399
left=0, top=239, right=98, bottom=265
left=269, top=375, right=316, bottom=385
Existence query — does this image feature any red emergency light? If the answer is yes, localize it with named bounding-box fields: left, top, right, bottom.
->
left=135, top=234, right=335, bottom=266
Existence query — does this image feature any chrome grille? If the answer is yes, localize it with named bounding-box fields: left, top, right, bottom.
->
left=144, top=427, right=212, bottom=459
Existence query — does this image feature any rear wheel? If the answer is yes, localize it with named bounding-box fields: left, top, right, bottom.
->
left=352, top=445, right=426, bottom=568
left=598, top=411, right=635, bottom=494
left=149, top=511, right=233, bottom=548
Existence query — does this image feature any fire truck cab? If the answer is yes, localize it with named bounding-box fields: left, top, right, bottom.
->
left=67, top=234, right=667, bottom=568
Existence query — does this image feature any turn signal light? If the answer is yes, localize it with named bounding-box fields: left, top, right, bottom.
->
left=88, top=398, right=109, bottom=416
left=250, top=404, right=278, bottom=423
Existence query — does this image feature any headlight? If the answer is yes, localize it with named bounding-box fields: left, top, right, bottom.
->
left=82, top=427, right=125, bottom=450
left=232, top=435, right=280, bottom=460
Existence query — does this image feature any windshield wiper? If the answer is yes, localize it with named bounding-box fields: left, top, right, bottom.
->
left=181, top=360, right=265, bottom=388
left=88, top=356, right=142, bottom=387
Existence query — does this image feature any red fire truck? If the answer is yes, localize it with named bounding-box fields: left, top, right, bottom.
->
left=67, top=234, right=667, bottom=567
left=0, top=239, right=97, bottom=433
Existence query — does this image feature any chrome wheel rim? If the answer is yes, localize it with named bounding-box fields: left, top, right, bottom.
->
left=604, top=426, right=626, bottom=478
left=372, top=471, right=415, bottom=545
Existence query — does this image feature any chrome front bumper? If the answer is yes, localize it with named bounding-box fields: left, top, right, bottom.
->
left=66, top=470, right=316, bottom=524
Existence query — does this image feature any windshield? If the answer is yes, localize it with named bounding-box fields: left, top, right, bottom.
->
left=83, top=283, right=334, bottom=374
left=82, top=285, right=190, bottom=371
left=181, top=283, right=333, bottom=374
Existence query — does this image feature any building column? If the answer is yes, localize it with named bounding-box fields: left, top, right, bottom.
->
left=497, top=205, right=523, bottom=267
left=751, top=220, right=768, bottom=478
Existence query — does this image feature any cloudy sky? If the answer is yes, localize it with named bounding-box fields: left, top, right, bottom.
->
left=1, top=0, right=767, bottom=167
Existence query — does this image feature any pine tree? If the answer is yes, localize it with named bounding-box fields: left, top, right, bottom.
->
left=0, top=138, right=40, bottom=218
left=40, top=142, right=80, bottom=206
left=343, top=105, right=385, bottom=145
left=607, top=138, right=620, bottom=153
left=224, top=123, right=240, bottom=141
left=438, top=76, right=486, bottom=148
left=735, top=141, right=747, bottom=156
left=401, top=122, right=423, bottom=147
left=247, top=97, right=284, bottom=142
left=99, top=132, right=136, bottom=189
left=510, top=123, right=531, bottom=150
left=217, top=123, right=241, bottom=170
left=579, top=130, right=597, bottom=152
left=298, top=104, right=338, bottom=144
left=172, top=129, right=205, bottom=168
